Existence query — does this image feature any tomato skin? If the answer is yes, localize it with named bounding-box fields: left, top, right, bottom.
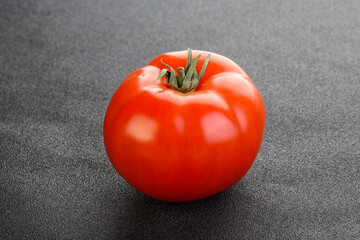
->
left=104, top=50, right=265, bottom=202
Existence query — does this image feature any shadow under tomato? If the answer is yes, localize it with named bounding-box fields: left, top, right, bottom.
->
left=109, top=181, right=261, bottom=239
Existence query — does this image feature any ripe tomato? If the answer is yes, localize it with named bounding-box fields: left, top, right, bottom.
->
left=103, top=49, right=265, bottom=202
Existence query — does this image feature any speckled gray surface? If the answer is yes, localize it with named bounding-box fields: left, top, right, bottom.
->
left=1, top=0, right=359, bottom=239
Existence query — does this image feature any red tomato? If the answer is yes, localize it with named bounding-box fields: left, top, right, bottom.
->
left=103, top=49, right=265, bottom=202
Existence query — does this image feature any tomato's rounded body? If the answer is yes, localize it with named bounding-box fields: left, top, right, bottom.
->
left=104, top=50, right=265, bottom=202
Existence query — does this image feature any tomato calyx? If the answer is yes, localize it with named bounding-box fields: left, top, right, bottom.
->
left=155, top=49, right=210, bottom=93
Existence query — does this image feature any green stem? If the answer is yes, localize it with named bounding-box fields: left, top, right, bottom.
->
left=155, top=49, right=211, bottom=93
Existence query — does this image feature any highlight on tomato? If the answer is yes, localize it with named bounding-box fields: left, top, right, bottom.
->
left=103, top=49, right=265, bottom=202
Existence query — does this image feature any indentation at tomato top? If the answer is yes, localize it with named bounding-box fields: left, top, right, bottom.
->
left=125, top=114, right=158, bottom=143
left=201, top=112, right=237, bottom=144
left=233, top=106, right=248, bottom=132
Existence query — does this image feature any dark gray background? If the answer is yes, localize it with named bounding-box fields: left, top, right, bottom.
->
left=1, top=0, right=359, bottom=239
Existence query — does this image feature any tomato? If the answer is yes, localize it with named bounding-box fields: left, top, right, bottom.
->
left=103, top=49, right=265, bottom=202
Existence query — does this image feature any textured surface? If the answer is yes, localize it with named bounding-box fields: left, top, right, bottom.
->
left=1, top=0, right=359, bottom=239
